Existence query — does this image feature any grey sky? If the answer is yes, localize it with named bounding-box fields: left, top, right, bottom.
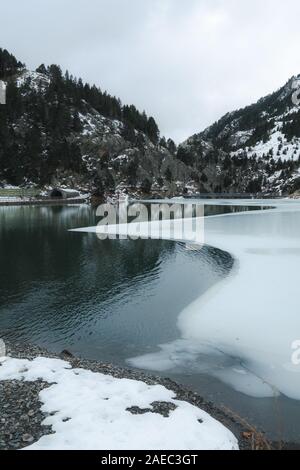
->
left=1, top=0, right=300, bottom=142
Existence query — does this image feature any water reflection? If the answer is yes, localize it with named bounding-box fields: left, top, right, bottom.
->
left=0, top=205, right=231, bottom=362
left=1, top=203, right=299, bottom=442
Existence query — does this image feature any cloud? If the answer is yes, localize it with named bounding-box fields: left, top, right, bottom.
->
left=1, top=0, right=300, bottom=142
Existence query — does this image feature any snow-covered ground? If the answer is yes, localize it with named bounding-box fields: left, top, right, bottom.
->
left=79, top=111, right=123, bottom=138
left=0, top=356, right=238, bottom=450
left=73, top=199, right=300, bottom=401
left=0, top=197, right=24, bottom=202
left=0, top=196, right=88, bottom=204
left=231, top=106, right=300, bottom=162
left=16, top=71, right=50, bottom=93
left=231, top=128, right=300, bottom=162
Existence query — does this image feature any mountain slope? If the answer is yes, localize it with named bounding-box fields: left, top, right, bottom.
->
left=1, top=48, right=300, bottom=197
left=180, top=76, right=300, bottom=195
left=0, top=48, right=193, bottom=197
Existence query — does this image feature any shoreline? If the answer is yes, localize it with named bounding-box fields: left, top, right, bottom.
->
left=0, top=197, right=88, bottom=207
left=1, top=339, right=294, bottom=451
left=70, top=199, right=300, bottom=450
left=1, top=202, right=300, bottom=449
left=0, top=194, right=297, bottom=208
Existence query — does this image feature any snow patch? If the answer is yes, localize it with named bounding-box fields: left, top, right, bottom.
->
left=0, top=356, right=238, bottom=451
left=16, top=71, right=50, bottom=93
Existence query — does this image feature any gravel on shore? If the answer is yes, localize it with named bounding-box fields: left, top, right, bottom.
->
left=0, top=340, right=292, bottom=451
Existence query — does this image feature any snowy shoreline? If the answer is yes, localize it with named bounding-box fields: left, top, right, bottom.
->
left=0, top=197, right=88, bottom=206
left=2, top=200, right=300, bottom=449
left=71, top=198, right=300, bottom=445
left=0, top=341, right=247, bottom=451
left=0, top=193, right=297, bottom=207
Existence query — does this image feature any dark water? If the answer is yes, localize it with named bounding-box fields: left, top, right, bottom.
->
left=0, top=204, right=232, bottom=363
left=1, top=203, right=297, bottom=443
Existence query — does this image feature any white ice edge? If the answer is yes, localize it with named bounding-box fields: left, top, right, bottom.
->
left=71, top=198, right=300, bottom=400
left=0, top=356, right=238, bottom=450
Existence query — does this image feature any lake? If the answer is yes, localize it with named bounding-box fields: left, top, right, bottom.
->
left=0, top=201, right=300, bottom=443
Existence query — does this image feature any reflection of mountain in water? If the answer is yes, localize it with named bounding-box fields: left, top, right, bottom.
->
left=204, top=204, right=267, bottom=217
left=0, top=205, right=232, bottom=362
left=0, top=205, right=172, bottom=304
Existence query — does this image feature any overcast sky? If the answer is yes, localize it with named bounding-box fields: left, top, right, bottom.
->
left=1, top=0, right=300, bottom=142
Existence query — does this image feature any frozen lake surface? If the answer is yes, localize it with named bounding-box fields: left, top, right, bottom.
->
left=129, top=200, right=300, bottom=401
left=1, top=200, right=300, bottom=441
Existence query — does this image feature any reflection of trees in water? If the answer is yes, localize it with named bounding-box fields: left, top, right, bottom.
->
left=0, top=205, right=236, bottom=351
left=204, top=205, right=264, bottom=217
left=0, top=206, right=174, bottom=310
left=0, top=204, right=93, bottom=234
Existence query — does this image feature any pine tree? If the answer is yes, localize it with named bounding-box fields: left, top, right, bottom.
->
left=165, top=168, right=172, bottom=183
left=167, top=139, right=177, bottom=154
left=146, top=117, right=159, bottom=144
left=141, top=178, right=152, bottom=194
left=36, top=64, right=48, bottom=75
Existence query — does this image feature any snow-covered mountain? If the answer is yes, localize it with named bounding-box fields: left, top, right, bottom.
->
left=0, top=48, right=193, bottom=198
left=181, top=76, right=300, bottom=195
left=1, top=47, right=300, bottom=197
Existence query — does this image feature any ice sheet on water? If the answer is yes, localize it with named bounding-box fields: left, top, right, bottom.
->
left=129, top=201, right=300, bottom=400
left=72, top=199, right=300, bottom=400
